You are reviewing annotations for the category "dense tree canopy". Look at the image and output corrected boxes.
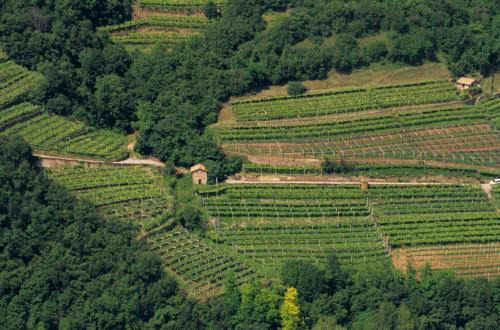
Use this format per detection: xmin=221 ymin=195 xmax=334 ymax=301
xmin=0 ymin=136 xmax=197 ymax=329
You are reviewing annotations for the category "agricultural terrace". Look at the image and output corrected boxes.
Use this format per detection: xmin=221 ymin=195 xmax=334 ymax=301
xmin=146 ymin=227 xmax=255 ymax=298
xmin=216 ymin=83 xmax=500 ymax=171
xmin=479 ymin=97 xmax=500 ymax=130
xmin=199 ymin=184 xmax=390 ymax=275
xmin=139 ymin=0 xmax=226 ymax=11
xmin=241 ymin=162 xmax=499 ymax=180
xmin=494 ymin=185 xmax=500 ymax=210
xmin=199 ymin=184 xmax=500 ymax=278
xmin=0 ymin=103 xmax=127 ymax=160
xmin=99 ymin=8 xmax=210 ymax=51
xmin=231 ymin=80 xmax=458 ymax=121
xmin=0 ymin=60 xmax=128 ymax=160
xmin=0 ymin=60 xmax=42 ymax=108
xmin=48 ymin=166 xmax=173 ymax=231
xmin=393 ymin=243 xmax=500 ymax=279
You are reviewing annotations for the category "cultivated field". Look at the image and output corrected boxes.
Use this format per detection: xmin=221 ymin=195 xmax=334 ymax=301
xmin=392 ymin=243 xmax=500 ymax=280
xmin=199 ymin=183 xmax=500 ymax=278
xmin=199 ymin=184 xmax=391 ymax=274
xmin=0 ymin=60 xmax=42 ymax=108
xmin=49 ymin=165 xmax=254 ymax=298
xmin=215 ymin=80 xmax=500 ymax=174
xmin=146 ymin=227 xmax=255 ymax=297
xmin=0 ymin=60 xmax=128 ymax=160
xmin=100 ymin=0 xmax=218 ymax=51
xmin=48 ymin=165 xmax=173 ymax=230
xmin=139 ymin=0 xmax=226 ymax=11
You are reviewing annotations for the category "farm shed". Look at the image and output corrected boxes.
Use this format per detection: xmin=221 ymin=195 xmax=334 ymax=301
xmin=191 ymin=163 xmax=208 ymax=185
xmin=456 ymin=77 xmax=479 ymax=90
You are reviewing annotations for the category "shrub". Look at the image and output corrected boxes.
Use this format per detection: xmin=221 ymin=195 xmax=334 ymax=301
xmin=288 ymin=81 xmax=307 ymax=96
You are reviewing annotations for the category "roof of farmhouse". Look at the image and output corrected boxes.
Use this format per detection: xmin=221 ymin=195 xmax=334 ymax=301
xmin=456 ymin=77 xmax=477 ymax=85
xmin=190 ymin=163 xmax=207 ymax=173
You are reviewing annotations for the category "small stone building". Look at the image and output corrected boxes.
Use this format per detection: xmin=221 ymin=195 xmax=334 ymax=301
xmin=456 ymin=77 xmax=479 ymax=90
xmin=191 ymin=163 xmax=208 ymax=185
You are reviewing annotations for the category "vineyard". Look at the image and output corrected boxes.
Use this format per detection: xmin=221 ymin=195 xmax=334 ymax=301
xmin=241 ymin=162 xmax=499 ymax=179
xmin=146 ymin=227 xmax=255 ymax=297
xmin=99 ymin=8 xmax=211 ymax=51
xmin=48 ymin=166 xmax=173 ymax=230
xmin=0 ymin=104 xmax=128 ymax=160
xmin=231 ymin=80 xmax=459 ymax=121
xmin=216 ymin=81 xmax=500 ymax=172
xmin=199 ymin=184 xmax=390 ymax=274
xmin=0 ymin=60 xmax=128 ymax=160
xmin=0 ymin=60 xmax=43 ymax=108
xmin=367 ymin=185 xmax=499 ymax=247
xmin=393 ymin=243 xmax=500 ymax=279
xmin=48 ymin=165 xmax=256 ymax=298
xmin=198 ymin=183 xmax=500 ymax=278
xmin=139 ymin=0 xmax=226 ymax=11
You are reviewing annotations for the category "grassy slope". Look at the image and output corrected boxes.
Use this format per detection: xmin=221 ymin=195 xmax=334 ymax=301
xmin=218 ymin=61 xmax=451 ymax=124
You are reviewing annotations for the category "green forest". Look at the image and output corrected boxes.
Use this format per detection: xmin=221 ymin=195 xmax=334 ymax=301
xmin=1 ymin=0 xmax=500 ymax=329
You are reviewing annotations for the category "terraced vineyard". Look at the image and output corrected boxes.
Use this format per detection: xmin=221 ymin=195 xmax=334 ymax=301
xmin=199 ymin=184 xmax=500 ymax=278
xmin=371 ymin=184 xmax=500 ymax=278
xmin=480 ymin=97 xmax=500 ymax=130
xmin=146 ymin=227 xmax=255 ymax=297
xmin=368 ymin=185 xmax=499 ymax=247
xmin=48 ymin=166 xmax=173 ymax=230
xmin=217 ymin=82 xmax=500 ymax=171
xmin=0 ymin=60 xmax=43 ymax=108
xmin=231 ymin=80 xmax=459 ymax=121
xmin=393 ymin=243 xmax=500 ymax=279
xmin=139 ymin=0 xmax=226 ymax=11
xmin=200 ymin=184 xmax=390 ymax=274
xmin=48 ymin=165 xmax=254 ymax=298
xmin=0 ymin=103 xmax=128 ymax=160
xmin=241 ymin=162 xmax=499 ymax=179
xmin=99 ymin=5 xmax=211 ymax=51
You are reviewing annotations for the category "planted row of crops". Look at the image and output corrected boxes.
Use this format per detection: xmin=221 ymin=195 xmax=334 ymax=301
xmin=218 ymin=106 xmax=486 ymax=141
xmin=0 ymin=60 xmax=128 ymax=160
xmin=147 ymin=227 xmax=255 ymax=297
xmin=199 ymin=184 xmax=388 ymax=271
xmin=219 ymin=104 xmax=499 ymax=167
xmin=111 ymin=31 xmax=199 ymax=45
xmin=0 ymin=105 xmax=128 ymax=160
xmin=231 ymin=80 xmax=458 ymax=121
xmin=395 ymin=243 xmax=500 ymax=279
xmin=0 ymin=61 xmax=42 ymax=108
xmin=241 ymin=162 xmax=499 ymax=179
xmin=48 ymin=166 xmax=173 ymax=229
xmin=367 ymin=185 xmax=499 ymax=248
xmin=99 ymin=15 xmax=210 ymax=33
xmin=200 ymin=184 xmax=500 ymax=275
xmin=479 ymin=97 xmax=500 ymax=130
xmin=99 ymin=14 xmax=209 ymax=51
xmin=139 ymin=0 xmax=226 ymax=11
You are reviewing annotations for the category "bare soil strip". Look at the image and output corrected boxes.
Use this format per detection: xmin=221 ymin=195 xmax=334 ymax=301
xmin=392 ymin=244 xmax=500 ymax=277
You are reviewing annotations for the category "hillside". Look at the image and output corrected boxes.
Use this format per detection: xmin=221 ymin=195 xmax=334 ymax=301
xmin=1 ymin=0 xmax=500 ymax=329
xmin=0 ymin=57 xmax=128 ymax=160
xmin=215 ymin=81 xmax=500 ymax=178
xmin=99 ymin=1 xmax=218 ymax=52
